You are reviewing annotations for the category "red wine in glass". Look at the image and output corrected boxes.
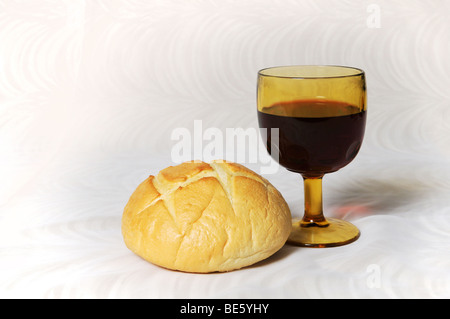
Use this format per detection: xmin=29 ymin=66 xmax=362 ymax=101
xmin=258 ymin=99 xmax=366 ymax=178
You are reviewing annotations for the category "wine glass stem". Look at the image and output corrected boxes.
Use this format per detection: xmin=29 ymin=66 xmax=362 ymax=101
xmin=301 ymin=175 xmax=328 ymax=227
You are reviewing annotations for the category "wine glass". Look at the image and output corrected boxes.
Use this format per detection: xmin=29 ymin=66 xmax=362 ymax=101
xmin=257 ymin=65 xmax=367 ymax=247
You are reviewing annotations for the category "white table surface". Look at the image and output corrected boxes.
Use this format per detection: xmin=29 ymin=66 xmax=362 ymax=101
xmin=1 ymin=0 xmax=450 ymax=299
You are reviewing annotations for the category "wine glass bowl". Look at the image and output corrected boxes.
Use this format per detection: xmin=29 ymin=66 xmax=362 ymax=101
xmin=257 ymin=65 xmax=367 ymax=247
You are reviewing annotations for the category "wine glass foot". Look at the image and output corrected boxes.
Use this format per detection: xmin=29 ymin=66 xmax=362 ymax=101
xmin=287 ymin=218 xmax=360 ymax=248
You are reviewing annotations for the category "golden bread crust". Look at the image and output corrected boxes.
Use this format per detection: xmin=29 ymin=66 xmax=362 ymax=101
xmin=122 ymin=160 xmax=291 ymax=273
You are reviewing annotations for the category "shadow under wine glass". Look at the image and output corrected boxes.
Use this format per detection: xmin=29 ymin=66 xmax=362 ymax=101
xmin=257 ymin=65 xmax=367 ymax=247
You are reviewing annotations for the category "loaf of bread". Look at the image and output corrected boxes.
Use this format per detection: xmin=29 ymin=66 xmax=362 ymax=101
xmin=122 ymin=160 xmax=291 ymax=273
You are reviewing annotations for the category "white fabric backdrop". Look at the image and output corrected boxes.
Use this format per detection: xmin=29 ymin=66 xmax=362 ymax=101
xmin=1 ymin=0 xmax=450 ymax=298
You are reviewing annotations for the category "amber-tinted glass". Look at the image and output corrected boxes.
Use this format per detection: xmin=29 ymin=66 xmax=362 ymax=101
xmin=257 ymin=65 xmax=367 ymax=247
